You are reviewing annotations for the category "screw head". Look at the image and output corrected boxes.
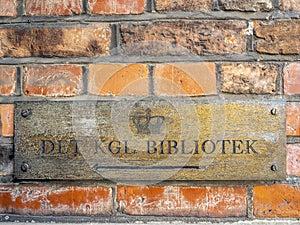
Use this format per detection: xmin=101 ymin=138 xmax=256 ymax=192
xmin=271 ymin=164 xmax=278 ymax=171
xmin=21 ymin=163 xmax=30 ymax=172
xmin=271 ymin=108 xmax=277 ymax=115
xmin=21 ymin=109 xmax=31 ymax=119
xmin=0 ymin=177 xmax=7 ymax=183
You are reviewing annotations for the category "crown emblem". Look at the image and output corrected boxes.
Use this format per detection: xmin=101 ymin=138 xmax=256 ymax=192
xmin=132 ymin=108 xmax=165 ymax=134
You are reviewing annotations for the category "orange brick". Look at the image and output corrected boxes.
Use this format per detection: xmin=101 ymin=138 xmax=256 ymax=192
xmin=286 ymin=102 xmax=300 ymax=136
xmin=0 ymin=66 xmax=16 ymax=96
xmin=0 ymin=186 xmax=113 ymax=215
xmin=26 ymin=0 xmax=82 ymax=16
xmin=254 ymin=184 xmax=300 ymax=217
xmin=118 ymin=186 xmax=247 ymax=217
xmin=254 ymin=20 xmax=300 ymax=55
xmin=23 ymin=65 xmax=82 ymax=97
xmin=0 ymin=0 xmax=17 ymax=17
xmin=154 ymin=63 xmax=216 ymax=96
xmin=88 ymin=64 xmax=149 ymax=96
xmin=88 ymin=0 xmax=146 ymax=15
xmin=0 ymin=105 xmax=14 ymax=137
xmin=284 ymin=63 xmax=300 ymax=95
xmin=287 ymin=144 xmax=300 ymax=176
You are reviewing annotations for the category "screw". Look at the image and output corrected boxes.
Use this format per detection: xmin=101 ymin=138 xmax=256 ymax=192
xmin=271 ymin=108 xmax=277 ymax=115
xmin=1 ymin=176 xmax=12 ymax=183
xmin=21 ymin=163 xmax=30 ymax=172
xmin=21 ymin=109 xmax=31 ymax=118
xmin=1 ymin=177 xmax=8 ymax=183
xmin=271 ymin=164 xmax=278 ymax=171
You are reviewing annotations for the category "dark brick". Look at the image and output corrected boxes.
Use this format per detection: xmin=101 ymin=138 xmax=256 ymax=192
xmin=155 ymin=0 xmax=212 ymax=12
xmin=0 ymin=145 xmax=13 ymax=177
xmin=121 ymin=21 xmax=247 ymax=56
xmin=0 ymin=26 xmax=111 ymax=58
xmin=220 ymin=0 xmax=273 ymax=11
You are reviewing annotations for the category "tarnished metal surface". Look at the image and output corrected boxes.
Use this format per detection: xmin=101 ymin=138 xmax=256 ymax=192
xmin=14 ymin=98 xmax=286 ymax=181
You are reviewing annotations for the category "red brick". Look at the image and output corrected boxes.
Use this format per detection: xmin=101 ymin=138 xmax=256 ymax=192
xmin=284 ymin=63 xmax=300 ymax=95
xmin=0 ymin=66 xmax=16 ymax=96
xmin=88 ymin=0 xmax=146 ymax=15
xmin=121 ymin=21 xmax=247 ymax=56
xmin=0 ymin=0 xmax=17 ymax=17
xmin=23 ymin=65 xmax=82 ymax=97
xmin=254 ymin=20 xmax=300 ymax=54
xmin=88 ymin=64 xmax=149 ymax=96
xmin=220 ymin=0 xmax=273 ymax=11
xmin=222 ymin=63 xmax=278 ymax=94
xmin=26 ymin=0 xmax=82 ymax=16
xmin=155 ymin=0 xmax=212 ymax=12
xmin=118 ymin=186 xmax=247 ymax=217
xmin=0 ymin=105 xmax=14 ymax=137
xmin=286 ymin=102 xmax=300 ymax=136
xmin=281 ymin=0 xmax=300 ymax=11
xmin=0 ymin=26 xmax=110 ymax=58
xmin=254 ymin=184 xmax=300 ymax=217
xmin=287 ymin=144 xmax=300 ymax=176
xmin=153 ymin=63 xmax=216 ymax=96
xmin=0 ymin=186 xmax=113 ymax=215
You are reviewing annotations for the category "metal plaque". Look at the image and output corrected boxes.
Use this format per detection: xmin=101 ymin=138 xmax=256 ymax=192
xmin=15 ymin=98 xmax=286 ymax=181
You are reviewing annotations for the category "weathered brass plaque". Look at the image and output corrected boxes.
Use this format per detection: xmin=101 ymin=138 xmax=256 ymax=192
xmin=15 ymin=98 xmax=286 ymax=181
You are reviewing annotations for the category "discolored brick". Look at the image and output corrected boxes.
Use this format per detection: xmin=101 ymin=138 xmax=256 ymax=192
xmin=153 ymin=63 xmax=216 ymax=96
xmin=88 ymin=0 xmax=146 ymax=15
xmin=284 ymin=63 xmax=300 ymax=95
xmin=281 ymin=0 xmax=300 ymax=11
xmin=254 ymin=20 xmax=300 ymax=55
xmin=220 ymin=0 xmax=273 ymax=11
xmin=287 ymin=144 xmax=300 ymax=176
xmin=0 ymin=186 xmax=113 ymax=215
xmin=0 ymin=26 xmax=111 ymax=58
xmin=254 ymin=184 xmax=300 ymax=217
xmin=118 ymin=186 xmax=247 ymax=217
xmin=222 ymin=63 xmax=278 ymax=94
xmin=23 ymin=65 xmax=83 ymax=97
xmin=25 ymin=0 xmax=82 ymax=16
xmin=0 ymin=0 xmax=17 ymax=17
xmin=88 ymin=64 xmax=149 ymax=96
xmin=0 ymin=145 xmax=13 ymax=177
xmin=0 ymin=105 xmax=14 ymax=137
xmin=286 ymin=102 xmax=300 ymax=136
xmin=121 ymin=21 xmax=247 ymax=56
xmin=155 ymin=0 xmax=212 ymax=12
xmin=0 ymin=66 xmax=16 ymax=96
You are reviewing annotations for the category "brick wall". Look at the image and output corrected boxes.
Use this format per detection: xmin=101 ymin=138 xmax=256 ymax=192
xmin=0 ymin=0 xmax=300 ymax=222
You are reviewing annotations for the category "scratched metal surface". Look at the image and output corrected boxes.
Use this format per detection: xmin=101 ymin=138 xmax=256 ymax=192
xmin=14 ymin=98 xmax=286 ymax=181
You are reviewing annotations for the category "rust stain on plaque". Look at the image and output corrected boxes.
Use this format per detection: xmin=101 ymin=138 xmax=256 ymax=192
xmin=14 ymin=98 xmax=286 ymax=181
